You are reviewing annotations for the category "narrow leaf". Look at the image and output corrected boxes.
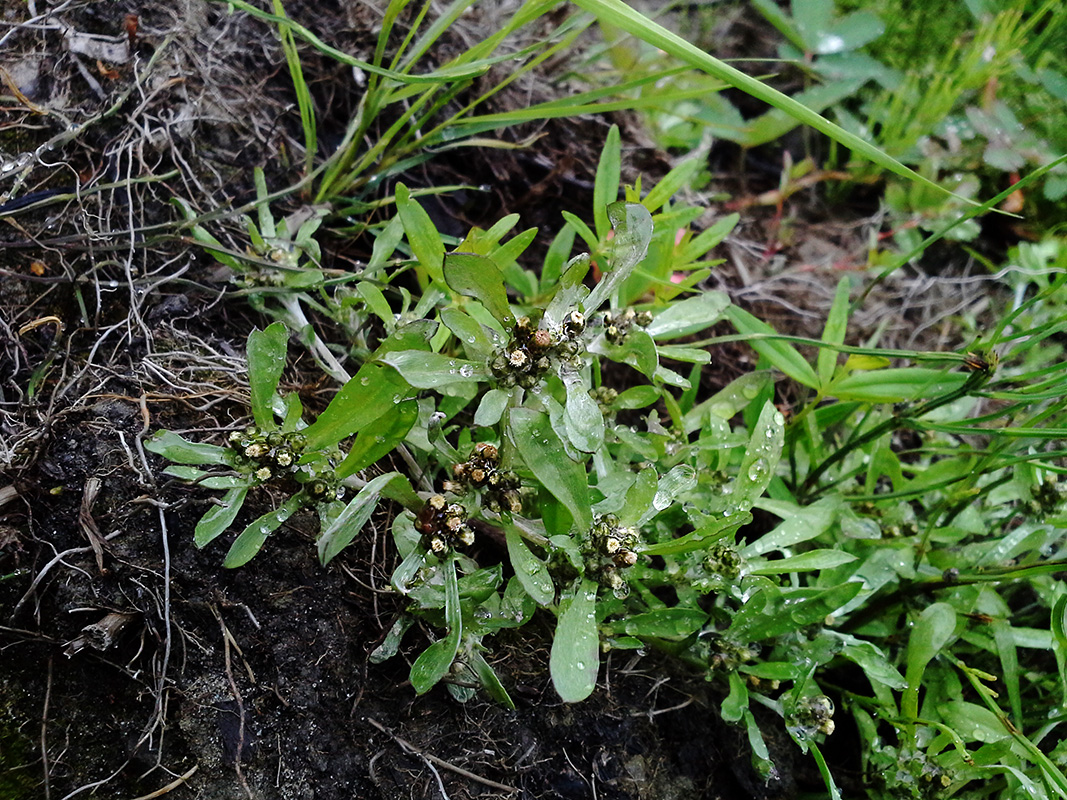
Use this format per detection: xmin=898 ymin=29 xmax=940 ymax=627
xmin=247 ymin=322 xmax=289 ymax=430
xmin=551 ymin=578 xmax=600 ymax=702
xmin=443 ymin=252 xmax=515 ymax=327
xmin=508 ymin=408 xmax=592 ymax=531
xmin=318 ymin=472 xmax=402 ymax=565
xmin=194 ymin=487 xmax=248 ymax=548
xmin=506 ymin=528 xmax=555 ymax=606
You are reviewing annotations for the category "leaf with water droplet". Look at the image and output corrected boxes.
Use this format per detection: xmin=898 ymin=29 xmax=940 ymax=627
xmin=223 ymin=494 xmax=306 ymax=568
xmin=410 ymin=557 xmax=462 ymax=694
xmin=508 ymin=408 xmax=591 ymax=531
xmin=615 ymin=607 xmax=707 ymax=640
xmin=380 ymin=350 xmax=486 ymax=389
xmin=247 ymin=321 xmax=289 ymax=430
xmin=336 ymin=401 xmax=418 ymax=479
xmin=652 ymin=464 xmax=697 ymax=512
xmin=551 ymin=578 xmax=600 ymax=702
xmin=318 ymin=472 xmax=402 ymax=565
xmin=682 ymin=371 xmax=773 ymax=434
xmin=563 ymin=373 xmax=604 ymax=453
xmin=302 ymin=362 xmax=413 ymax=452
xmin=732 ymin=401 xmax=783 ymax=511
xmin=145 ymin=430 xmax=233 ymax=466
xmin=585 ymin=202 xmax=654 ymax=314
xmin=506 ymin=528 xmax=554 ymax=606
xmin=194 ymin=486 xmax=248 ymax=547
xmin=644 ymin=291 xmax=730 ymax=340
xmin=443 ymin=253 xmax=515 ymax=328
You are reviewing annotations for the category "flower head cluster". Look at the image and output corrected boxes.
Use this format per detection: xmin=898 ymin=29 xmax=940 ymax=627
xmin=704 ymin=633 xmax=760 ymax=673
xmin=790 ymin=694 xmax=835 ymax=738
xmin=588 ymin=386 xmax=618 ymax=415
xmin=489 ymin=312 xmax=586 ymax=389
xmin=1029 ymin=476 xmax=1064 ymax=517
xmin=602 ymin=307 xmax=653 ymax=346
xmin=586 ymin=514 xmax=641 ymax=598
xmin=229 ymin=426 xmax=307 ymax=484
xmin=444 ymin=443 xmax=526 ymax=515
xmin=415 ymin=495 xmax=475 ymax=557
xmin=228 ymin=426 xmax=341 ymax=499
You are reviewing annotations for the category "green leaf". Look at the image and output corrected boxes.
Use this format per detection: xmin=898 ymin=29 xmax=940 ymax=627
xmin=619 ymin=607 xmax=707 ymax=640
xmin=817 ymin=277 xmax=850 ymax=389
xmin=620 ymin=467 xmax=658 ymax=527
xmin=440 ymin=308 xmax=494 ymax=363
xmin=645 ymin=291 xmax=729 ymax=340
xmin=508 ymin=408 xmax=592 ymax=531
xmin=473 ymin=388 xmax=510 ymax=428
xmin=302 ymin=363 xmax=413 ymax=452
xmin=722 ymin=672 xmax=749 ymax=723
xmin=336 ymin=400 xmax=418 ymax=479
xmin=613 ymin=385 xmax=661 ymax=410
xmin=550 ymin=578 xmax=600 ymax=702
xmin=506 ymin=528 xmax=555 ymax=606
xmin=379 ymin=351 xmax=487 ymax=389
xmin=593 ymin=124 xmax=621 ymax=240
xmin=724 ymin=306 xmax=819 ymax=388
xmin=830 ymin=368 xmax=969 ymax=403
xmin=839 ymin=643 xmax=906 ymax=690
xmin=443 ymin=253 xmax=515 ymax=327
xmin=411 ymin=558 xmax=462 ymax=694
xmin=163 ymin=466 xmax=246 ymax=490
xmin=194 ymin=487 xmax=249 ymax=547
xmin=223 ymin=494 xmax=306 ymax=568
xmin=642 ymin=513 xmax=748 ymax=556
xmin=732 ymin=402 xmax=785 ymax=509
xmin=318 ymin=472 xmax=402 ymax=565
xmin=247 ymin=322 xmax=289 ymax=430
xmin=748 ymin=549 xmax=857 ymax=575
xmin=563 ymin=374 xmax=605 ymax=453
xmin=675 ymin=214 xmax=739 ymax=264
xmin=903 ymin=602 xmax=957 ymax=720
xmin=743 ymin=497 xmax=839 ymax=557
xmin=585 ymin=202 xmax=654 ymax=313
xmin=469 ymin=649 xmax=515 ymax=710
xmin=145 ymin=431 xmax=233 ymax=466
xmin=599 ymin=329 xmax=658 ymax=379
xmin=396 ymin=183 xmax=444 ymax=284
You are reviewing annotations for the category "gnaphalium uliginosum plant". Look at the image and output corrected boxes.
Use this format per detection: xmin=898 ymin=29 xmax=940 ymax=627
xmin=149 ymin=128 xmax=1062 ymax=795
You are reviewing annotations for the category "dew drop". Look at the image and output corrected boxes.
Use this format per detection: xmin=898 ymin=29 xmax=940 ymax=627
xmin=459 ymin=364 xmax=474 ymax=378
xmin=575 ymin=661 xmax=586 ymax=670
xmin=360 ymin=376 xmax=370 ymax=385
xmin=741 ymin=384 xmax=759 ymax=400
xmin=747 ymin=458 xmax=768 ymax=482
xmin=773 ymin=411 xmax=785 ymax=426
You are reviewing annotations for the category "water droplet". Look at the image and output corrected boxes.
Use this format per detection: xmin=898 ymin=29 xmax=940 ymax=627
xmin=467 ymin=336 xmax=476 ymax=344
xmin=392 ymin=394 xmax=402 ymax=404
xmin=360 ymin=376 xmax=370 ymax=385
xmin=448 ymin=360 xmax=456 ymax=367
xmin=448 ymin=369 xmax=456 ymax=375
xmin=747 ymin=458 xmax=768 ymax=482
xmin=741 ymin=384 xmax=758 ymax=400
xmin=722 ymin=507 xmax=733 ymax=517
xmin=584 ymin=591 xmax=597 ymax=602
xmin=575 ymin=661 xmax=586 ymax=670
xmin=773 ymin=412 xmax=785 ymax=426
xmin=459 ymin=365 xmax=474 ymax=378
xmin=525 ymin=563 xmax=540 ymax=575
xmin=375 ymin=435 xmax=385 ymax=443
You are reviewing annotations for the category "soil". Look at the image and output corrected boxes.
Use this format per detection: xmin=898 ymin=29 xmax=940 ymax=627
xmin=0 ymin=1 xmax=1001 ymax=798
